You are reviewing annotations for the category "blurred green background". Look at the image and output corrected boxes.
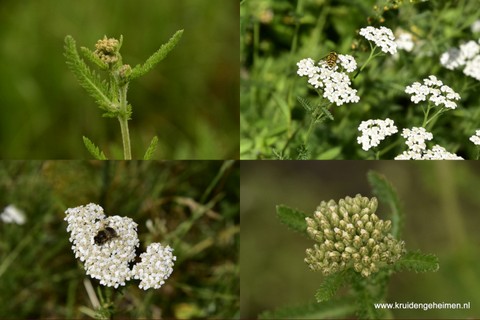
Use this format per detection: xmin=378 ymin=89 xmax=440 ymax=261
xmin=0 ymin=160 xmax=239 ymax=318
xmin=241 ymin=161 xmax=480 ymax=319
xmin=0 ymin=0 xmax=239 ymax=159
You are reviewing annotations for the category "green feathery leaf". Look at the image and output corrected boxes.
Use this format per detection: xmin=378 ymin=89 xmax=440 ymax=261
xmin=321 ymin=106 xmax=334 ymax=120
xmin=276 ymin=205 xmax=308 ymax=235
xmin=367 ymin=171 xmax=403 ymax=239
xmin=80 ymin=46 xmax=109 ymax=70
xmin=64 ymin=35 xmax=115 ymax=113
xmin=82 ymin=136 xmax=107 ymax=160
xmin=315 ymin=271 xmax=348 ymax=302
xmin=130 ymin=30 xmax=184 ymax=80
xmin=143 ymin=136 xmax=159 ymax=160
xmin=297 ymin=96 xmax=313 ymax=112
xmin=395 ymin=250 xmax=439 ymax=273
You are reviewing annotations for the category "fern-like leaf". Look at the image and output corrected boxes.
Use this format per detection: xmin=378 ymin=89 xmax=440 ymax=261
xmin=130 ymin=30 xmax=184 ymax=80
xmin=82 ymin=136 xmax=107 ymax=160
xmin=297 ymin=96 xmax=313 ymax=112
xmin=64 ymin=35 xmax=114 ymax=112
xmin=143 ymin=136 xmax=159 ymax=160
xmin=395 ymin=250 xmax=439 ymax=273
xmin=80 ymin=46 xmax=108 ymax=70
xmin=315 ymin=271 xmax=348 ymax=302
xmin=321 ymin=106 xmax=334 ymax=121
xmin=276 ymin=205 xmax=308 ymax=235
xmin=367 ymin=171 xmax=403 ymax=239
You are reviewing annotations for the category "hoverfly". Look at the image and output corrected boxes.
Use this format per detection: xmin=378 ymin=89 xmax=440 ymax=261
xmin=322 ymin=51 xmax=338 ymax=69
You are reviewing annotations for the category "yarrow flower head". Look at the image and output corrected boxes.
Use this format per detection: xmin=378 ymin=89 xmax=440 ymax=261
xmin=469 ymin=130 xmax=480 ymax=145
xmin=359 ymin=26 xmax=397 ymax=55
xmin=395 ymin=127 xmax=463 ymax=160
xmin=440 ymin=40 xmax=480 ymax=80
xmin=0 ymin=204 xmax=26 ymax=225
xmin=65 ymin=203 xmax=175 ymax=289
xmin=305 ymin=194 xmax=405 ymax=278
xmin=297 ymin=56 xmax=360 ymax=106
xmin=94 ymin=36 xmax=121 ymax=65
xmin=395 ymin=31 xmax=414 ymax=52
xmin=357 ymin=118 xmax=398 ymax=151
xmin=405 ymin=75 xmax=460 ymax=109
xmin=132 ymin=243 xmax=176 ymax=290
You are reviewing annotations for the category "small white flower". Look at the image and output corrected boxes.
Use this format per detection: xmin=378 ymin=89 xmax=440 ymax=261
xmin=405 ymin=75 xmax=460 ymax=109
xmin=395 ymin=32 xmax=414 ymax=52
xmin=359 ymin=26 xmax=397 ymax=55
xmin=469 ymin=130 xmax=480 ymax=145
xmin=459 ymin=40 xmax=480 ymax=60
xmin=357 ymin=118 xmax=398 ymax=151
xmin=0 ymin=204 xmax=26 ymax=225
xmin=132 ymin=243 xmax=176 ymax=290
xmin=297 ymin=58 xmax=318 ymax=78
xmin=472 ymin=20 xmax=480 ymax=33
xmin=463 ymin=55 xmax=480 ymax=81
xmin=395 ymin=128 xmax=463 ymax=160
xmin=440 ymin=48 xmax=464 ymax=70
xmin=338 ymin=54 xmax=357 ymax=73
xmin=297 ymin=57 xmax=360 ymax=106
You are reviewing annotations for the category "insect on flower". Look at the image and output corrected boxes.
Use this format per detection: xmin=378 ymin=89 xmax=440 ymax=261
xmin=323 ymin=51 xmax=338 ymax=69
xmin=94 ymin=226 xmax=118 ymax=245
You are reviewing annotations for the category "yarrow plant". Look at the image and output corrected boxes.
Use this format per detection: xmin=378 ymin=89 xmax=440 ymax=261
xmin=271 ymin=172 xmax=439 ymax=319
xmin=65 ymin=203 xmax=175 ymax=290
xmin=64 ymin=30 xmax=183 ymax=160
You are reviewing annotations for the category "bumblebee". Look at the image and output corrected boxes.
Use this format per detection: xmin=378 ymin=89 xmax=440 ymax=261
xmin=94 ymin=226 xmax=118 ymax=245
xmin=323 ymin=51 xmax=338 ymax=69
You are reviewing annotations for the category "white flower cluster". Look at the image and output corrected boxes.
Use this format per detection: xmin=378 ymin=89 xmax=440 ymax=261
xmin=395 ymin=31 xmax=414 ymax=52
xmin=296 ymin=56 xmax=360 ymax=106
xmin=440 ymin=40 xmax=480 ymax=80
xmin=0 ymin=204 xmax=26 ymax=225
xmin=132 ymin=243 xmax=176 ymax=290
xmin=469 ymin=130 xmax=480 ymax=145
xmin=357 ymin=118 xmax=398 ymax=151
xmin=472 ymin=20 xmax=480 ymax=33
xmin=359 ymin=26 xmax=397 ymax=55
xmin=405 ymin=75 xmax=460 ymax=109
xmin=65 ymin=203 xmax=175 ymax=289
xmin=395 ymin=127 xmax=463 ymax=160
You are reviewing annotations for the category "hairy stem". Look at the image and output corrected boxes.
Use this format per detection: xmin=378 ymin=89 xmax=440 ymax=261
xmin=118 ymin=84 xmax=131 ymax=160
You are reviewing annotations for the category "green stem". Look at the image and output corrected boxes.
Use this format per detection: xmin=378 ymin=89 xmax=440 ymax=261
xmin=354 ymin=43 xmax=379 ymax=80
xmin=118 ymin=84 xmax=131 ymax=160
xmin=304 ymin=117 xmax=316 ymax=144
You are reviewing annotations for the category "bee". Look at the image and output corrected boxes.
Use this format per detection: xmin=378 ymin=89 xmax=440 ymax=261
xmin=94 ymin=226 xmax=118 ymax=245
xmin=323 ymin=51 xmax=338 ymax=69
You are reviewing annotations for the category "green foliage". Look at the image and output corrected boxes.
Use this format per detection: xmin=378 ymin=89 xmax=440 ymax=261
xmin=143 ymin=136 xmax=159 ymax=160
xmin=367 ymin=170 xmax=403 ymax=239
xmin=315 ymin=271 xmax=349 ymax=303
xmin=82 ymin=136 xmax=107 ymax=160
xmin=395 ymin=250 xmax=440 ymax=273
xmin=130 ymin=30 xmax=184 ymax=80
xmin=275 ymin=205 xmax=308 ymax=235
xmin=64 ymin=35 xmax=114 ymax=114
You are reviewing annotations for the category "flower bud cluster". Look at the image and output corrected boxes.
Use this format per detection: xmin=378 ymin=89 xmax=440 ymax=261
xmin=305 ymin=194 xmax=405 ymax=277
xmin=94 ymin=36 xmax=120 ymax=65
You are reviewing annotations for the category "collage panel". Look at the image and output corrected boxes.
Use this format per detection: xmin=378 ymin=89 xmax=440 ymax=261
xmin=241 ymin=161 xmax=480 ymax=319
xmin=0 ymin=0 xmax=239 ymax=160
xmin=241 ymin=0 xmax=480 ymax=160
xmin=0 ymin=160 xmax=239 ymax=318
